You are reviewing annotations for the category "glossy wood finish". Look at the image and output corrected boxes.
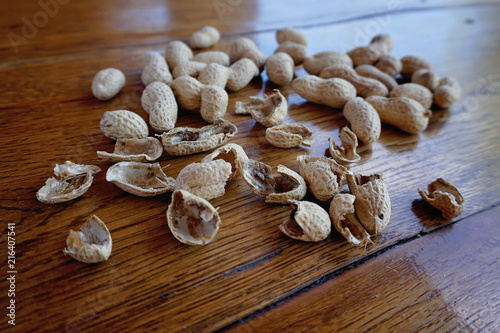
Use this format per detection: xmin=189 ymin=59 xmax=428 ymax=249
xmin=1 ymin=1 xmax=499 ymax=332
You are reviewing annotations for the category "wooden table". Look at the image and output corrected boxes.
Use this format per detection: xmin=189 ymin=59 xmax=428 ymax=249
xmin=1 ymin=0 xmax=499 ymax=332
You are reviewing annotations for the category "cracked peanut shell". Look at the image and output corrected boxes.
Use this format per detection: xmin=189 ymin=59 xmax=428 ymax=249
xmin=418 ymin=178 xmax=464 ymax=220
xmin=265 ymin=123 xmax=313 ymax=148
xmin=328 ymin=127 xmax=361 ymax=165
xmin=235 ymin=90 xmax=287 ymax=127
xmin=201 ymin=143 xmax=248 ymax=180
xmin=97 ymin=137 xmax=163 ymax=162
xmin=329 ymin=194 xmax=371 ymax=247
xmin=280 ymin=200 xmax=331 ymax=242
xmin=175 ymin=160 xmax=232 ymax=200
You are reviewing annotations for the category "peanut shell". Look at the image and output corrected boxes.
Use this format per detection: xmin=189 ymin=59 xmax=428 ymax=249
xmin=100 ymin=110 xmax=149 ymax=140
xmin=201 ymin=143 xmax=248 ymax=180
xmin=97 ymin=137 xmax=163 ymax=162
xmin=418 ymin=178 xmax=464 ymax=220
xmin=92 ymin=68 xmax=126 ymax=101
xmin=343 ymin=97 xmax=381 ymax=144
xmin=329 ymin=127 xmax=361 ymax=165
xmin=175 ymin=160 xmax=232 ymax=200
xmin=265 ymin=123 xmax=313 ymax=148
xmin=235 ymin=90 xmax=287 ymax=127
xmin=141 ymin=52 xmax=173 ymax=86
xmin=329 ymin=194 xmax=371 ymax=247
xmin=280 ymin=200 xmax=331 ymax=242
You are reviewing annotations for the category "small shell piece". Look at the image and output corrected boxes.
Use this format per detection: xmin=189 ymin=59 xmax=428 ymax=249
xmin=239 ymin=160 xmax=306 ymax=204
xmin=265 ymin=123 xmax=313 ymax=148
xmin=346 ymin=173 xmax=391 ymax=235
xmin=63 ymin=215 xmax=112 ymax=264
xmin=141 ymin=52 xmax=173 ymax=86
xmin=167 ymin=190 xmax=221 ymax=246
xmin=297 ymin=155 xmax=348 ymax=202
xmin=190 ymin=26 xmax=221 ymax=49
xmin=160 ymin=119 xmax=237 ymax=156
xmin=106 ymin=162 xmax=175 ymax=197
xmin=201 ymin=143 xmax=248 ymax=180
xmin=329 ymin=194 xmax=371 ymax=247
xmin=328 ymin=127 xmax=361 ymax=165
xmin=36 ymin=161 xmax=101 ymax=204
xmin=97 ymin=137 xmax=163 ymax=162
xmin=418 ymin=178 xmax=464 ymax=220
xmin=280 ymin=200 xmax=331 ymax=242
xmin=235 ymin=90 xmax=287 ymax=127
xmin=100 ymin=110 xmax=149 ymax=140
xmin=91 ymin=68 xmax=126 ymax=101
xmin=175 ymin=160 xmax=232 ymax=200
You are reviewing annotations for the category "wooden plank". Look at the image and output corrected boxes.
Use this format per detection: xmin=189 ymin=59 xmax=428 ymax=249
xmin=0 ymin=2 xmax=499 ymax=332
xmin=230 ymin=205 xmax=500 ymax=332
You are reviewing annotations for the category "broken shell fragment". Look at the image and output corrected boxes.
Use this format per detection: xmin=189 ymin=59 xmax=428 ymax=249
xmin=97 ymin=137 xmax=163 ymax=162
xmin=175 ymin=160 xmax=232 ymax=200
xmin=280 ymin=200 xmax=331 ymax=242
xmin=297 ymin=155 xmax=348 ymax=202
xmin=167 ymin=190 xmax=221 ymax=246
xmin=235 ymin=90 xmax=287 ymax=127
xmin=418 ymin=178 xmax=464 ymax=220
xmin=36 ymin=161 xmax=101 ymax=204
xmin=160 ymin=119 xmax=238 ymax=156
xmin=346 ymin=173 xmax=391 ymax=235
xmin=329 ymin=194 xmax=371 ymax=247
xmin=201 ymin=143 xmax=248 ymax=180
xmin=328 ymin=127 xmax=361 ymax=164
xmin=62 ymin=215 xmax=112 ymax=264
xmin=265 ymin=123 xmax=313 ymax=148
xmin=106 ymin=162 xmax=175 ymax=197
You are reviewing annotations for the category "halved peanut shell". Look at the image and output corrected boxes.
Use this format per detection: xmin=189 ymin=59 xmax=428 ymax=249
xmin=280 ymin=200 xmax=331 ymax=242
xmin=160 ymin=119 xmax=238 ymax=156
xmin=201 ymin=143 xmax=248 ymax=180
xmin=328 ymin=127 xmax=361 ymax=164
xmin=167 ymin=190 xmax=221 ymax=246
xmin=235 ymin=90 xmax=287 ymax=127
xmin=418 ymin=178 xmax=464 ymax=220
xmin=175 ymin=160 xmax=232 ymax=200
xmin=265 ymin=123 xmax=313 ymax=148
xmin=62 ymin=215 xmax=112 ymax=264
xmin=329 ymin=194 xmax=371 ymax=247
xmin=106 ymin=162 xmax=175 ymax=197
xmin=97 ymin=137 xmax=163 ymax=162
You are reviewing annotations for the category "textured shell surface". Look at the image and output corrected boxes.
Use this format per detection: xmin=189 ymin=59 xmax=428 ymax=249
xmin=165 ymin=40 xmax=193 ymax=70
xmin=329 ymin=193 xmax=371 ymax=247
xmin=265 ymin=165 xmax=307 ymax=204
xmin=343 ymin=97 xmax=381 ymax=144
xmin=142 ymin=81 xmax=178 ymax=132
xmin=97 ymin=137 xmax=163 ymax=162
xmin=175 ymin=160 xmax=232 ymax=200
xmin=91 ymin=68 xmax=126 ymax=101
xmin=193 ymin=51 xmax=230 ymax=66
xmin=201 ymin=143 xmax=248 ymax=180
xmin=235 ymin=90 xmax=287 ymax=127
xmin=303 ymin=51 xmax=353 ymax=75
xmin=390 ymin=83 xmax=433 ymax=109
xmin=292 ymin=76 xmax=356 ymax=108
xmin=418 ymin=178 xmax=465 ymax=220
xmin=226 ymin=58 xmax=260 ymax=91
xmin=100 ymin=110 xmax=149 ymax=140
xmin=265 ymin=123 xmax=313 ymax=148
xmin=141 ymin=52 xmax=173 ymax=86
xmin=279 ymin=200 xmax=331 ymax=242
xmin=328 ymin=126 xmax=361 ymax=164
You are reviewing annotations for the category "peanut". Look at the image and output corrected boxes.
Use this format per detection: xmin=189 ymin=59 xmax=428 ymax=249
xmin=100 ymin=110 xmax=149 ymax=140
xmin=320 ymin=64 xmax=389 ymax=98
xmin=193 ymin=51 xmax=230 ymax=66
xmin=328 ymin=127 xmax=360 ymax=164
xmin=201 ymin=143 xmax=248 ymax=180
xmin=141 ymin=81 xmax=178 ymax=132
xmin=365 ymin=96 xmax=432 ymax=134
xmin=348 ymin=46 xmax=381 ymax=67
xmin=292 ymin=75 xmax=356 ymax=108
xmin=411 ymin=68 xmax=439 ymax=91
xmin=226 ymin=58 xmax=260 ymax=91
xmin=369 ymin=34 xmax=393 ymax=55
xmin=280 ymin=200 xmax=331 ymax=242
xmin=400 ymin=55 xmax=433 ymax=79
xmin=189 ymin=26 xmax=220 ymax=49
xmin=91 ymin=68 xmax=126 ymax=101
xmin=433 ymin=77 xmax=461 ymax=108
xmin=390 ymin=83 xmax=433 ymax=109
xmin=165 ymin=40 xmax=193 ymax=70
xmin=175 ymin=160 xmax=232 ymax=200
xmin=343 ymin=97 xmax=381 ymax=144
xmin=173 ymin=61 xmax=207 ymax=79
xmin=198 ymin=63 xmax=231 ymax=88
xmin=266 ymin=52 xmax=294 ymax=86
xmin=265 ymin=123 xmax=313 ymax=148
xmin=418 ymin=178 xmax=464 ymax=220
xmin=355 ymin=64 xmax=398 ymax=91
xmin=375 ymin=54 xmax=402 ymax=77
xmin=229 ymin=37 xmax=266 ymax=71
xmin=235 ymin=90 xmax=287 ymax=127
xmin=274 ymin=41 xmax=307 ymax=65
xmin=303 ymin=51 xmax=353 ymax=75
xmin=141 ymin=52 xmax=173 ymax=86
xmin=276 ymin=27 xmax=307 ymax=46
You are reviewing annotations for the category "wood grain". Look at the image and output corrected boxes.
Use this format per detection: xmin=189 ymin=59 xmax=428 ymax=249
xmin=0 ymin=1 xmax=499 ymax=332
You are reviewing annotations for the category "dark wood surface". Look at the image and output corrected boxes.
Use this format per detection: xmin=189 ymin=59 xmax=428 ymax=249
xmin=1 ymin=1 xmax=499 ymax=332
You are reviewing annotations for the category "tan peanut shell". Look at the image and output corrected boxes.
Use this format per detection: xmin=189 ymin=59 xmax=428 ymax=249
xmin=355 ymin=64 xmax=398 ymax=91
xmin=170 ymin=76 xmax=203 ymax=110
xmin=226 ymin=58 xmax=260 ymax=91
xmin=292 ymin=75 xmax=356 ymax=108
xmin=167 ymin=190 xmax=221 ymax=246
xmin=411 ymin=69 xmax=439 ymax=91
xmin=390 ymin=83 xmax=433 ymax=109
xmin=173 ymin=61 xmax=207 ymax=79
xmin=36 ymin=161 xmax=101 ymax=204
xmin=303 ymin=51 xmax=353 ymax=75
xmin=434 ymin=77 xmax=461 ymax=108
xmin=400 ymin=55 xmax=433 ymax=79
xmin=160 ymin=119 xmax=237 ymax=156
xmin=198 ymin=63 xmax=231 ymax=88
xmin=100 ymin=110 xmax=149 ymax=140
xmin=328 ymin=127 xmax=361 ymax=164
xmin=175 ymin=160 xmax=232 ymax=200
xmin=297 ymin=155 xmax=348 ymax=202
xmin=63 ymin=215 xmax=112 ymax=264
xmin=418 ymin=178 xmax=464 ymax=220
xmin=141 ymin=82 xmax=178 ymax=132
xmin=97 ymin=137 xmax=163 ymax=162
xmin=190 ymin=26 xmax=220 ymax=49
xmin=106 ymin=162 xmax=175 ymax=197
xmin=280 ymin=200 xmax=331 ymax=242
xmin=201 ymin=143 xmax=248 ymax=180
xmin=346 ymin=173 xmax=391 ymax=235
xmin=165 ymin=40 xmax=194 ymax=70
xmin=141 ymin=52 xmax=173 ymax=86
xmin=275 ymin=42 xmax=307 ymax=65
xmin=193 ymin=51 xmax=230 ymax=66
xmin=235 ymin=90 xmax=287 ymax=127
xmin=329 ymin=194 xmax=371 ymax=247
xmin=200 ymin=85 xmax=228 ymax=123
xmin=342 ymin=97 xmax=381 ymax=144
xmin=91 ymin=68 xmax=125 ymax=101
xmin=369 ymin=34 xmax=393 ymax=55
xmin=365 ymin=96 xmax=431 ymax=134
xmin=320 ymin=64 xmax=388 ymax=98
xmin=265 ymin=123 xmax=313 ymax=148
xmin=266 ymin=52 xmax=294 ymax=86
xmin=229 ymin=37 xmax=266 ymax=71
xmin=348 ymin=46 xmax=381 ymax=67
xmin=276 ymin=27 xmax=307 ymax=46
xmin=375 ymin=54 xmax=402 ymax=77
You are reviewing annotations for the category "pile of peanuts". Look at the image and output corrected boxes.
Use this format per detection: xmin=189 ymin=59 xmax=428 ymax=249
xmin=37 ymin=26 xmax=465 ymax=263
